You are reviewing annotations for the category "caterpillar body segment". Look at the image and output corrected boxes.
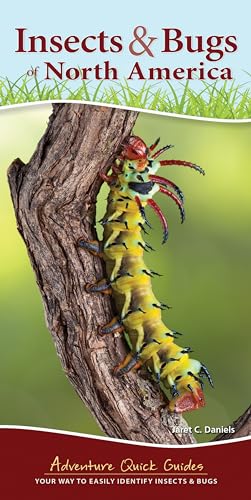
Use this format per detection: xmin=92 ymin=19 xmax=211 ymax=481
xmin=79 ymin=135 xmax=212 ymax=413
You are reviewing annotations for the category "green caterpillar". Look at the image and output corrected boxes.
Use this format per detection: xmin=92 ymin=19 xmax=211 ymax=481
xmin=79 ymin=135 xmax=213 ymax=413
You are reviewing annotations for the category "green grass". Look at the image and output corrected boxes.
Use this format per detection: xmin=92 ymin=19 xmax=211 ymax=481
xmin=1 ymin=74 xmax=251 ymax=118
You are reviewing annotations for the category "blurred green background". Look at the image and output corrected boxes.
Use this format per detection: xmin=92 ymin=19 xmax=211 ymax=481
xmin=0 ymin=105 xmax=250 ymax=442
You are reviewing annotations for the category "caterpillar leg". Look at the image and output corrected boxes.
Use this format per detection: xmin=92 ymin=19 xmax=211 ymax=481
xmin=147 ymin=352 xmax=162 ymax=383
xmin=111 ymin=163 xmax=122 ymax=175
xmin=114 ymin=353 xmax=141 ymax=377
xmin=99 ymin=316 xmax=124 ymax=335
xmin=85 ymin=279 xmax=112 ymax=295
xmin=100 ymin=161 xmax=122 ymax=182
xmin=103 ymin=229 xmax=120 ymax=249
xmin=78 ymin=238 xmax=103 ymax=257
xmin=102 ymin=211 xmax=123 ymax=226
xmin=115 ymin=338 xmax=161 ymax=377
xmin=100 ymin=172 xmax=117 ymax=183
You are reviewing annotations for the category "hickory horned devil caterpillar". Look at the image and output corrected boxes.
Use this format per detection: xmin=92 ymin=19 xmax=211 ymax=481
xmin=79 ymin=135 xmax=213 ymax=413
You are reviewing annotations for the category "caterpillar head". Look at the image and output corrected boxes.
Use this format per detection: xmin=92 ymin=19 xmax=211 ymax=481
xmin=121 ymin=135 xmax=148 ymax=161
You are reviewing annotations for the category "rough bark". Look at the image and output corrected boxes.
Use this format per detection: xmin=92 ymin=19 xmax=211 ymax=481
xmin=213 ymin=405 xmax=251 ymax=441
xmin=7 ymin=103 xmax=250 ymax=445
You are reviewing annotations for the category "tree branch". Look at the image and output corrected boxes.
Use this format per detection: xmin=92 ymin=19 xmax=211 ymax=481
xmin=213 ymin=405 xmax=251 ymax=441
xmin=7 ymin=103 xmax=249 ymax=445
